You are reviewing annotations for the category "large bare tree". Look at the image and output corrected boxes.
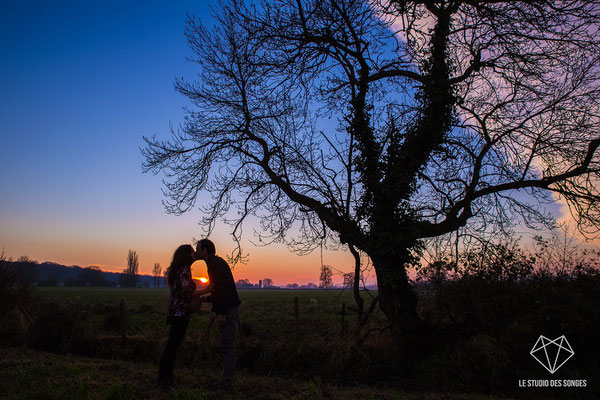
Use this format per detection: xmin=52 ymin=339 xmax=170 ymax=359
xmin=143 ymin=0 xmax=600 ymax=329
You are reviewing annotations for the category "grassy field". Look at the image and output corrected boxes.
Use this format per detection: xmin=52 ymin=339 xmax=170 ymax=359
xmin=0 ymin=347 xmax=504 ymax=400
xmin=35 ymin=287 xmax=363 ymax=336
xmin=0 ymin=287 xmax=516 ymax=399
xmin=5 ymin=255 xmax=600 ymax=399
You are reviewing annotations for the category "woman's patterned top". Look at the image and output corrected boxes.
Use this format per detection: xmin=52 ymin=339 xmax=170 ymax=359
xmin=167 ymin=266 xmax=196 ymax=320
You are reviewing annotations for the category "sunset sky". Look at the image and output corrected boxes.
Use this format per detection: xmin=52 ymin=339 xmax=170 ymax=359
xmin=2 ymin=1 xmax=591 ymax=288
xmin=0 ymin=0 xmax=357 ymax=286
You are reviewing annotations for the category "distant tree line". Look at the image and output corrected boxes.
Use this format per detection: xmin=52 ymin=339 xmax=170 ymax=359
xmin=1 ymin=254 xmax=165 ymax=288
xmin=235 ymin=278 xmax=278 ymax=289
xmin=234 ymin=278 xmax=323 ymax=289
xmin=285 ymin=282 xmax=318 ymax=289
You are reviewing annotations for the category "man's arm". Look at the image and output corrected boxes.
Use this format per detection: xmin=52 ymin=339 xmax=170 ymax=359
xmin=196 ymin=282 xmax=214 ymax=295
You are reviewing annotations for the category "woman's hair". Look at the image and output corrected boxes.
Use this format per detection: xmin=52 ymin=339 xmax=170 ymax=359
xmin=165 ymin=244 xmax=194 ymax=287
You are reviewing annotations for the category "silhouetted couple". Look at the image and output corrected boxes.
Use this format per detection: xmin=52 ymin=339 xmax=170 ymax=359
xmin=157 ymin=239 xmax=241 ymax=392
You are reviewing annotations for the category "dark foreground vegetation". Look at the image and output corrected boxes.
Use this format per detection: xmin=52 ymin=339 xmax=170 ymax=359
xmin=1 ymin=245 xmax=599 ymax=399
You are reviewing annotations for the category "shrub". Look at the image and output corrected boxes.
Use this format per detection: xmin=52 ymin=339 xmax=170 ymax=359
xmin=26 ymin=302 xmax=90 ymax=354
xmin=0 ymin=260 xmax=37 ymax=343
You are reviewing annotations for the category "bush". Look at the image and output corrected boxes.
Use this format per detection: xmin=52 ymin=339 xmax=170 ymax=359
xmin=26 ymin=302 xmax=90 ymax=354
xmin=415 ymin=270 xmax=600 ymax=394
xmin=0 ymin=261 xmax=37 ymax=344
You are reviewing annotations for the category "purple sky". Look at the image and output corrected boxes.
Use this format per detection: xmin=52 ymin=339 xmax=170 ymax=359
xmin=0 ymin=0 xmax=360 ymax=285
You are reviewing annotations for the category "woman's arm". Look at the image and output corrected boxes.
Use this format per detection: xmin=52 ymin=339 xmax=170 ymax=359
xmin=180 ymin=268 xmax=196 ymax=303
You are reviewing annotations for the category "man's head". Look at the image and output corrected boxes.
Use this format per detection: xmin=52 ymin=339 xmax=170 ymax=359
xmin=195 ymin=239 xmax=216 ymax=261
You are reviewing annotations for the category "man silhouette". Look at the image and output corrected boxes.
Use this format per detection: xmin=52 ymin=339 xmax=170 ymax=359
xmin=195 ymin=239 xmax=241 ymax=389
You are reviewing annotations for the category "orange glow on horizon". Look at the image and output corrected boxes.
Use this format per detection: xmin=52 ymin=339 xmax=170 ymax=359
xmin=1 ymin=237 xmax=365 ymax=285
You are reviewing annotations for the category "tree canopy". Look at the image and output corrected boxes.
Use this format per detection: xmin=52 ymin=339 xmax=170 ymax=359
xmin=143 ymin=0 xmax=600 ymax=325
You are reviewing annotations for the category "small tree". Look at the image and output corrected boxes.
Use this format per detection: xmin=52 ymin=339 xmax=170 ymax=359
xmin=262 ymin=278 xmax=273 ymax=288
xmin=236 ymin=278 xmax=252 ymax=288
xmin=13 ymin=255 xmax=38 ymax=286
xmin=1 ymin=248 xmax=35 ymax=319
xmin=343 ymin=273 xmax=355 ymax=290
xmin=152 ymin=262 xmax=162 ymax=288
xmin=120 ymin=250 xmax=139 ymax=288
xmin=534 ymin=223 xmax=600 ymax=276
xmin=17 ymin=255 xmax=36 ymax=263
xmin=319 ymin=265 xmax=333 ymax=291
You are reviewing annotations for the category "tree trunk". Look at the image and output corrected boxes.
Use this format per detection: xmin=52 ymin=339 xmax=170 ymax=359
xmin=372 ymin=253 xmax=419 ymax=332
xmin=348 ymin=244 xmax=364 ymax=323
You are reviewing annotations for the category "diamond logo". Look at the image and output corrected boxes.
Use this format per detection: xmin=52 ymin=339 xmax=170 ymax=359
xmin=530 ymin=335 xmax=574 ymax=374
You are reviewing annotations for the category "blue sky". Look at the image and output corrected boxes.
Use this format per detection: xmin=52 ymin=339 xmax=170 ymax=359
xmin=1 ymin=1 xmax=584 ymax=286
xmin=0 ymin=1 xmax=202 ymax=262
xmin=0 ymin=0 xmax=358 ymax=285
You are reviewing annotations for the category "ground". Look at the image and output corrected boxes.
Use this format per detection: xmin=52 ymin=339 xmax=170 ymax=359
xmin=0 ymin=347 xmax=507 ymax=400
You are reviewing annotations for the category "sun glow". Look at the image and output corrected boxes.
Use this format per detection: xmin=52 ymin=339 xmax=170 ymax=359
xmin=193 ymin=276 xmax=209 ymax=286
